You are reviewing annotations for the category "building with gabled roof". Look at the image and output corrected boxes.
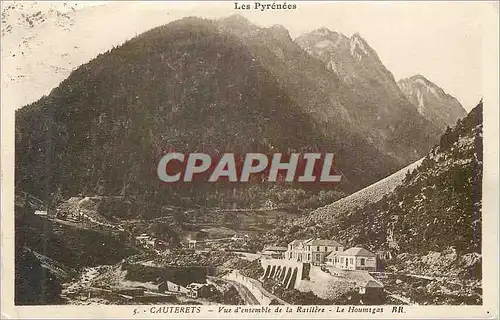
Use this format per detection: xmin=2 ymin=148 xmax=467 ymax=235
xmin=340 ymin=247 xmax=376 ymax=257
xmin=261 ymin=246 xmax=288 ymax=259
xmin=286 ymin=239 xmax=311 ymax=261
xmin=305 ymin=239 xmax=343 ymax=247
xmin=285 ymin=238 xmax=344 ymax=264
xmin=325 ymin=251 xmax=339 ymax=265
xmin=332 ymin=247 xmax=377 ymax=271
xmin=186 ymin=282 xmax=216 ymax=299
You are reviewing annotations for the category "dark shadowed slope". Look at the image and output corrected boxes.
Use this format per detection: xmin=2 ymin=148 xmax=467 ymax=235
xmin=16 ymin=17 xmax=337 ymax=202
xmin=15 ymin=16 xmax=434 ymax=207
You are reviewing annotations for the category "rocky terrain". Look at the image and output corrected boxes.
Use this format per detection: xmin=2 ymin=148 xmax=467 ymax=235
xmin=296 ymin=158 xmax=423 ymax=227
xmin=1 ymin=2 xmax=177 ymax=111
xmin=1 ymin=1 xmax=84 ymax=36
xmin=295 ymin=28 xmax=456 ymax=162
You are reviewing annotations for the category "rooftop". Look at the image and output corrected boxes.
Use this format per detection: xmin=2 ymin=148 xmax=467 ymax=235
xmin=325 ymin=251 xmax=339 ymax=259
xmin=289 ymin=239 xmax=309 ymax=245
xmin=187 ymin=283 xmax=206 ymax=289
xmin=263 ymin=246 xmax=288 ymax=252
xmin=305 ymin=239 xmax=343 ymax=247
xmin=339 ymin=247 xmax=376 ymax=257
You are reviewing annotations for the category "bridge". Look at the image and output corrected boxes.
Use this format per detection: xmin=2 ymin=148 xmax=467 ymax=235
xmin=260 ymin=258 xmax=309 ymax=290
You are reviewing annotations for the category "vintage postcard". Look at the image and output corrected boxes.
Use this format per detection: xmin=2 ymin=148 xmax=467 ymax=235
xmin=1 ymin=1 xmax=498 ymax=319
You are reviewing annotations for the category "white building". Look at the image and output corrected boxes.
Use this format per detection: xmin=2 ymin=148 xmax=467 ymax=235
xmin=136 ymin=234 xmax=150 ymax=244
xmin=188 ymin=240 xmax=205 ymax=250
xmin=329 ymin=247 xmax=377 ymax=271
xmin=286 ymin=238 xmax=344 ymax=264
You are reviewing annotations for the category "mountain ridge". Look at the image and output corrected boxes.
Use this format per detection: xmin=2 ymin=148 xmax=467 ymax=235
xmin=294 ymin=25 xmax=441 ymax=164
xmin=397 ymin=74 xmax=467 ymax=130
xmin=16 ymin=16 xmax=443 ymax=213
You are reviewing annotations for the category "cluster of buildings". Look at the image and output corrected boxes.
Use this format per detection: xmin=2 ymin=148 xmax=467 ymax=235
xmin=262 ymin=238 xmax=377 ymax=271
xmin=135 ymin=234 xmax=168 ymax=251
xmin=135 ymin=232 xmax=253 ymax=254
xmin=154 ymin=280 xmax=216 ymax=299
xmin=93 ymin=281 xmax=216 ymax=303
xmin=186 ymin=283 xmax=217 ymax=299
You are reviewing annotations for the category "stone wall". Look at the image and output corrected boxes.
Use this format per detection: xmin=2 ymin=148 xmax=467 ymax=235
xmin=223 ymin=270 xmax=273 ymax=305
xmin=260 ymin=258 xmax=307 ymax=290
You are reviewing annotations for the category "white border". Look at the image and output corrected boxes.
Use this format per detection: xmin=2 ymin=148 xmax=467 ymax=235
xmin=1 ymin=1 xmax=498 ymax=319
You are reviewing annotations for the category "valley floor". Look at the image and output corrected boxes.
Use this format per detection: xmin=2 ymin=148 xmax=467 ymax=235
xmin=16 ymin=193 xmax=481 ymax=306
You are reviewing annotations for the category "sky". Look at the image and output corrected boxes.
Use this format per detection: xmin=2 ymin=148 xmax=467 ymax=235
xmin=2 ymin=1 xmax=496 ymax=111
xmin=256 ymin=2 xmax=488 ymax=110
xmin=190 ymin=1 xmax=489 ymax=111
xmin=98 ymin=1 xmax=492 ymax=110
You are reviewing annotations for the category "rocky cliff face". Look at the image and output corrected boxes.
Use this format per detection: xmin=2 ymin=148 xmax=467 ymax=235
xmin=295 ymin=28 xmax=441 ymax=165
xmin=398 ymin=75 xmax=467 ymax=130
xmin=296 ymin=28 xmax=401 ymax=97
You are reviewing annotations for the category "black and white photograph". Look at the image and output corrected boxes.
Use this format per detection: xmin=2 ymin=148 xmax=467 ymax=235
xmin=1 ymin=1 xmax=498 ymax=318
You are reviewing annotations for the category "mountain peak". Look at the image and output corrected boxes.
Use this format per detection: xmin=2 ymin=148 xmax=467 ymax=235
xmin=297 ymin=29 xmax=378 ymax=62
xmin=410 ymin=74 xmax=427 ymax=80
xmin=270 ymin=24 xmax=287 ymax=32
xmin=311 ymin=27 xmax=333 ymax=36
xmin=218 ymin=14 xmax=255 ymax=31
xmin=398 ymin=75 xmax=467 ymax=129
xmin=220 ymin=14 xmax=252 ymax=25
xmin=267 ymin=24 xmax=292 ymax=40
xmin=296 ymin=27 xmax=419 ymax=113
xmin=408 ymin=74 xmax=434 ymax=85
xmin=399 ymin=75 xmax=449 ymax=98
xmin=218 ymin=14 xmax=259 ymax=37
xmin=351 ymin=32 xmax=364 ymax=40
xmin=299 ymin=27 xmax=347 ymax=41
xmin=349 ymin=32 xmax=377 ymax=61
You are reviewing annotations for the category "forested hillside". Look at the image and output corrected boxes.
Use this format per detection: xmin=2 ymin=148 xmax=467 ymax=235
xmin=268 ymin=101 xmax=483 ymax=304
xmin=15 ymin=16 xmax=444 ymax=213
